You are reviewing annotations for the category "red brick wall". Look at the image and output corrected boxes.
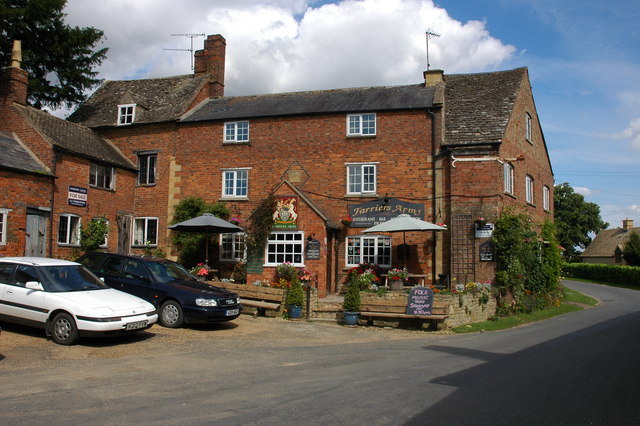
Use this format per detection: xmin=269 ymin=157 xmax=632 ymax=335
xmin=49 ymin=154 xmax=135 ymax=259
xmin=0 ymin=170 xmax=52 ymax=256
xmin=172 ymin=110 xmax=437 ymax=293
xmin=443 ymin=72 xmax=554 ymax=285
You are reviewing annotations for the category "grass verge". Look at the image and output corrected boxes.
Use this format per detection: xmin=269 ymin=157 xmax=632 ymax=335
xmin=452 ymin=287 xmax=598 ymax=334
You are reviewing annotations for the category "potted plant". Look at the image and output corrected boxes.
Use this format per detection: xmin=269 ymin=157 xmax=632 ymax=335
xmin=190 ymin=263 xmax=209 ymax=281
xmin=475 ymin=216 xmax=487 ymax=228
xmin=286 ymin=276 xmax=305 ymax=320
xmin=342 ymin=275 xmax=362 ymax=326
xmin=276 ymin=261 xmax=298 ymax=281
xmin=387 ymin=267 xmax=409 ymax=290
xmin=341 ymin=215 xmax=353 ymax=226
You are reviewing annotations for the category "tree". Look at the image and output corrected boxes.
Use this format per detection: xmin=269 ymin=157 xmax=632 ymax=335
xmin=554 ymin=183 xmax=608 ymax=262
xmin=80 ymin=216 xmax=108 ymax=253
xmin=623 ymin=231 xmax=640 ymax=267
xmin=0 ymin=0 xmax=108 ymax=110
xmin=170 ymin=197 xmax=230 ymax=267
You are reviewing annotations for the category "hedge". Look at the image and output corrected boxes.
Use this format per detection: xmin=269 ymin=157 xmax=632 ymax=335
xmin=563 ymin=263 xmax=640 ymax=287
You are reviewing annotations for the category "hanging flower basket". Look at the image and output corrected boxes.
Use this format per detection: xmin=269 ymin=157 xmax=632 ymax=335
xmin=475 ymin=217 xmax=487 ymax=228
xmin=341 ymin=215 xmax=353 ymax=226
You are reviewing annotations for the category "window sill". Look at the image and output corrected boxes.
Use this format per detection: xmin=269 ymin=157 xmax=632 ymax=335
xmin=57 ymin=243 xmax=80 ymax=247
xmin=219 ymin=197 xmax=249 ymax=201
xmin=136 ymin=183 xmax=157 ymax=188
xmin=344 ymin=193 xmax=379 ymax=198
xmin=504 ymin=192 xmax=517 ymax=200
xmin=223 ymin=141 xmax=251 ymax=146
xmin=89 ymin=186 xmax=116 ymax=192
xmin=131 ymin=245 xmax=158 ymax=248
xmin=346 ymin=135 xmax=376 ymax=139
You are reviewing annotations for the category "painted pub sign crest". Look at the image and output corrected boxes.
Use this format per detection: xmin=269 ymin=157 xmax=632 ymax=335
xmin=273 ymin=196 xmax=298 ymax=229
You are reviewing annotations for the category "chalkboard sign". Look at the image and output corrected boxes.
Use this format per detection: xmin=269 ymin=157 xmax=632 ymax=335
xmin=405 ymin=286 xmax=434 ymax=315
xmin=306 ymin=239 xmax=321 ymax=260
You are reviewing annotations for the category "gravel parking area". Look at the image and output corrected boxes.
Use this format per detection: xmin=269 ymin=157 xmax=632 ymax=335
xmin=0 ymin=316 xmax=452 ymax=366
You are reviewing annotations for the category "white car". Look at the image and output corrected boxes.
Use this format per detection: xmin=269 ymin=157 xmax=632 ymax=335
xmin=0 ymin=257 xmax=158 ymax=345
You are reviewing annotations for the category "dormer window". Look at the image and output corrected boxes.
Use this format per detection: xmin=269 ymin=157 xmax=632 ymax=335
xmin=118 ymin=104 xmax=136 ymax=126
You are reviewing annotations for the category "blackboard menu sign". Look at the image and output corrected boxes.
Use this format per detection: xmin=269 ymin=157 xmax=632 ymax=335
xmin=306 ymin=239 xmax=321 ymax=260
xmin=405 ymin=286 xmax=434 ymax=315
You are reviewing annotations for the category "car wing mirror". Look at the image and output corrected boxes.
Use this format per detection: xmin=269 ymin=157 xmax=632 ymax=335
xmin=25 ymin=281 xmax=44 ymax=291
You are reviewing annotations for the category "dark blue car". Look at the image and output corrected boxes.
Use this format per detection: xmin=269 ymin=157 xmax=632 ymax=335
xmin=76 ymin=253 xmax=241 ymax=328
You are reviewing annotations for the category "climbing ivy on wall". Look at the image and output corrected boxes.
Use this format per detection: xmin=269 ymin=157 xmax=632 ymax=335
xmin=493 ymin=208 xmax=562 ymax=315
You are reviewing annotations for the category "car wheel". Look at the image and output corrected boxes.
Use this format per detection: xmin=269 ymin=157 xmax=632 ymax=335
xmin=51 ymin=312 xmax=79 ymax=345
xmin=160 ymin=301 xmax=184 ymax=328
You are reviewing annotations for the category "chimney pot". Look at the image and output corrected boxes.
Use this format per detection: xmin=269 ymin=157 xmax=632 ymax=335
xmin=1 ymin=40 xmax=28 ymax=106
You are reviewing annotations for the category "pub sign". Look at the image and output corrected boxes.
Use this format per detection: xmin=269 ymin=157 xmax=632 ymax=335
xmin=348 ymin=198 xmax=424 ymax=228
xmin=273 ymin=196 xmax=298 ymax=229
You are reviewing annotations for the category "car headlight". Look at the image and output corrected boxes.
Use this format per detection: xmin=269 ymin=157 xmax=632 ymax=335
xmin=236 ymin=297 xmax=241 ymax=304
xmin=195 ymin=298 xmax=218 ymax=307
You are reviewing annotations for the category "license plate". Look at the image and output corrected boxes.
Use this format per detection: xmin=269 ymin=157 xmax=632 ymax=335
xmin=125 ymin=320 xmax=148 ymax=330
xmin=226 ymin=309 xmax=239 ymax=316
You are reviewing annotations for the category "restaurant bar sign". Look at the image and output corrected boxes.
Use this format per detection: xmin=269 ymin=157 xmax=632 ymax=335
xmin=273 ymin=196 xmax=298 ymax=229
xmin=348 ymin=198 xmax=424 ymax=228
xmin=68 ymin=186 xmax=87 ymax=207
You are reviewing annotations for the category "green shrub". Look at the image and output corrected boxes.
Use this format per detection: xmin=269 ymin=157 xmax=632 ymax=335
xmin=563 ymin=263 xmax=640 ymax=287
xmin=493 ymin=209 xmax=563 ymax=314
xmin=80 ymin=217 xmax=108 ymax=253
xmin=286 ymin=276 xmax=304 ymax=306
xmin=342 ymin=275 xmax=361 ymax=312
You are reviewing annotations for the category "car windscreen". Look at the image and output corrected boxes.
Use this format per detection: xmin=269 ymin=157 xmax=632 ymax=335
xmin=146 ymin=261 xmax=194 ymax=284
xmin=39 ymin=265 xmax=109 ymax=292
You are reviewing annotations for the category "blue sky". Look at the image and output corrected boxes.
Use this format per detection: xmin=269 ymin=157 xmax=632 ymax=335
xmin=63 ymin=0 xmax=640 ymax=229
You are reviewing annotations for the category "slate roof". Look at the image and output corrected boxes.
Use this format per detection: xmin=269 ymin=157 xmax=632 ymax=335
xmin=0 ymin=131 xmax=50 ymax=175
xmin=181 ymin=84 xmax=436 ymax=122
xmin=14 ymin=105 xmax=136 ymax=170
xmin=443 ymin=67 xmax=526 ymax=146
xmin=581 ymin=227 xmax=640 ymax=258
xmin=68 ymin=74 xmax=209 ymax=128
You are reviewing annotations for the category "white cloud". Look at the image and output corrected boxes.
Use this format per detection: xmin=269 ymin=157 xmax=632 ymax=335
xmin=573 ymin=186 xmax=593 ymax=196
xmin=63 ymin=0 xmax=516 ymax=96
xmin=606 ymin=117 xmax=640 ymax=151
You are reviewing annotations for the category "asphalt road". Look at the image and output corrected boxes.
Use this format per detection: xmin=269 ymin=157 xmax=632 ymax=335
xmin=1 ymin=280 xmax=638 ymax=425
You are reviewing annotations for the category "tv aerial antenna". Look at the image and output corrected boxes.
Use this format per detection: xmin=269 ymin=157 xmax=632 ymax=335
xmin=425 ymin=29 xmax=441 ymax=70
xmin=164 ymin=33 xmax=205 ymax=70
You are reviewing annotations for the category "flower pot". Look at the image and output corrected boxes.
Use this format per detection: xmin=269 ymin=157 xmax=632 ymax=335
xmin=343 ymin=311 xmax=359 ymax=326
xmin=288 ymin=304 xmax=303 ymax=320
xmin=389 ymin=279 xmax=404 ymax=290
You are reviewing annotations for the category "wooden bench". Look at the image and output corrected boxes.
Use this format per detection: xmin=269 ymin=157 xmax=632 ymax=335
xmin=359 ymin=299 xmax=449 ymax=330
xmin=211 ymin=281 xmax=284 ymax=316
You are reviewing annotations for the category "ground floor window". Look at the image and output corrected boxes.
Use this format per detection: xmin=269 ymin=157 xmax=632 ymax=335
xmin=220 ymin=233 xmax=247 ymax=261
xmin=346 ymin=235 xmax=391 ymax=267
xmin=0 ymin=208 xmax=8 ymax=245
xmin=58 ymin=214 xmax=81 ymax=246
xmin=133 ymin=217 xmax=158 ymax=246
xmin=265 ymin=231 xmax=304 ymax=266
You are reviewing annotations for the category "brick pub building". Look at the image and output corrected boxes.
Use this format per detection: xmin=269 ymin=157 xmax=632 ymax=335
xmin=2 ymin=35 xmax=554 ymax=297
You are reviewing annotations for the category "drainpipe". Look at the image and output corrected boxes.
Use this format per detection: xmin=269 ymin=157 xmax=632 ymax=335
xmin=48 ymin=149 xmax=61 ymax=257
xmin=428 ymin=108 xmax=438 ymax=288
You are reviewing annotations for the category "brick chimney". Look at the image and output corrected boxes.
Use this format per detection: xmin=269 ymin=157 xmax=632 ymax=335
xmin=622 ymin=218 xmax=634 ymax=231
xmin=0 ymin=40 xmax=28 ymax=106
xmin=194 ymin=34 xmax=226 ymax=98
xmin=424 ymin=69 xmax=444 ymax=87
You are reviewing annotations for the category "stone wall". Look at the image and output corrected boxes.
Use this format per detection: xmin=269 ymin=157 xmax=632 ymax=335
xmin=436 ymin=292 xmax=497 ymax=328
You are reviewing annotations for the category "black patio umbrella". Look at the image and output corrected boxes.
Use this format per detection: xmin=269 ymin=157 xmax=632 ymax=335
xmin=168 ymin=213 xmax=244 ymax=265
